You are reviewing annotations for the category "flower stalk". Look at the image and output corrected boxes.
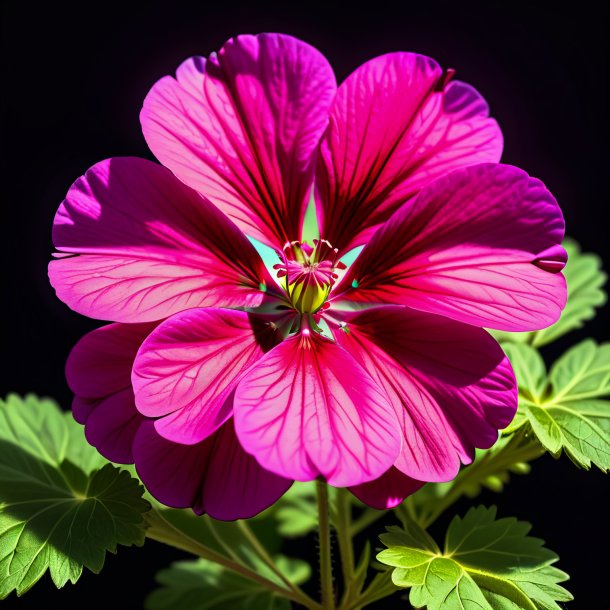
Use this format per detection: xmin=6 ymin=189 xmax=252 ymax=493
xmin=335 ymin=489 xmax=357 ymax=607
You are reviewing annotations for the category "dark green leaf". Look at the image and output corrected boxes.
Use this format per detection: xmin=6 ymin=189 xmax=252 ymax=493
xmin=145 ymin=555 xmax=310 ymax=610
xmin=0 ymin=394 xmax=149 ymax=597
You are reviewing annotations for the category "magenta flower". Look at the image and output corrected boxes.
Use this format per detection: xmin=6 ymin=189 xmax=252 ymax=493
xmin=50 ymin=33 xmax=567 ymax=519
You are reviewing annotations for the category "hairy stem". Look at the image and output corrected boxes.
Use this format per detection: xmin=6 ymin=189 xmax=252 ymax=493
xmin=317 ymin=480 xmax=336 ymax=609
xmin=145 ymin=508 xmax=321 ymax=610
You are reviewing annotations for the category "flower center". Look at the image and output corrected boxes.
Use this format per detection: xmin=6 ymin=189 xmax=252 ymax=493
xmin=274 ymin=240 xmax=345 ymax=313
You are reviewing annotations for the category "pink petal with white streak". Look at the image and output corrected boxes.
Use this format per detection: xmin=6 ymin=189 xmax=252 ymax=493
xmin=132 ymin=308 xmax=282 ymax=444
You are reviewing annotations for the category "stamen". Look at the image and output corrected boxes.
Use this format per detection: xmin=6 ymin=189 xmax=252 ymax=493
xmin=274 ymin=239 xmax=344 ymax=313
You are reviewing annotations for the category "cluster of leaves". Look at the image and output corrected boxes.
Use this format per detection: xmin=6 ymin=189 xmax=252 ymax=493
xmin=504 ymin=340 xmax=610 ymax=471
xmin=491 ymin=240 xmax=610 ymax=473
xmin=486 ymin=246 xmax=605 ymax=484
xmin=0 ymin=394 xmax=149 ymax=598
xmin=0 ymin=394 xmax=311 ymax=607
xmin=378 ymin=506 xmax=572 ymax=610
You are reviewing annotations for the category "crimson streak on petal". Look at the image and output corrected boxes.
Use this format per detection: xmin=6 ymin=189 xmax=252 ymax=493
xmin=316 ymin=53 xmax=503 ymax=252
xmin=50 ymin=157 xmax=270 ymax=323
xmin=142 ymin=33 xmax=337 ymax=247
xmin=336 ymin=163 xmax=567 ymax=331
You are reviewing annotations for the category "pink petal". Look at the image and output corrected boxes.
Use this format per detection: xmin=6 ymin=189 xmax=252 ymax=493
xmin=333 ymin=306 xmax=516 ymax=482
xmin=349 ymin=467 xmax=424 ymax=510
xmin=132 ymin=308 xmax=282 ymax=444
xmin=233 ymin=330 xmax=401 ymax=487
xmin=316 ymin=53 xmax=502 ymax=252
xmin=141 ymin=34 xmax=336 ymax=247
xmin=50 ymin=157 xmax=270 ymax=323
xmin=336 ymin=163 xmax=566 ymax=332
xmin=133 ymin=419 xmax=292 ymax=519
xmin=82 ymin=389 xmax=143 ymax=464
xmin=72 ymin=396 xmax=97 ymax=425
xmin=66 ymin=322 xmax=156 ymax=397
xmin=66 ymin=322 xmax=156 ymax=463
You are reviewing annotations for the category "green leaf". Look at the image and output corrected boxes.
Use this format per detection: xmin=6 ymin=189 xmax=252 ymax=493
xmin=512 ymin=341 xmax=610 ymax=470
xmin=549 ymin=340 xmax=610 ymax=402
xmin=502 ymin=344 xmax=547 ymax=403
xmin=145 ymin=555 xmax=310 ymax=610
xmin=492 ymin=238 xmax=607 ymax=347
xmin=0 ymin=393 xmax=107 ymax=472
xmin=0 ymin=394 xmax=150 ymax=597
xmin=380 ymin=523 xmax=439 ymax=556
xmin=378 ymin=506 xmax=571 ymax=610
xmin=272 ymin=482 xmax=318 ymax=537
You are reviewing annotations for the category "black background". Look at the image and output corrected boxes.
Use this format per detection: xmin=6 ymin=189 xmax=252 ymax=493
xmin=2 ymin=1 xmax=609 ymax=608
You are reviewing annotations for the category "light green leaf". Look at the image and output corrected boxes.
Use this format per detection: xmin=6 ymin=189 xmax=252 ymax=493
xmin=502 ymin=344 xmax=547 ymax=403
xmin=0 ymin=393 xmax=107 ymax=472
xmin=378 ymin=506 xmax=571 ymax=610
xmin=445 ymin=506 xmax=556 ymax=571
xmin=511 ymin=341 xmax=610 ymax=470
xmin=145 ymin=555 xmax=310 ymax=610
xmin=0 ymin=394 xmax=149 ymax=598
xmin=380 ymin=523 xmax=439 ymax=556
xmin=549 ymin=340 xmax=610 ymax=402
xmin=491 ymin=238 xmax=607 ymax=347
xmin=272 ymin=482 xmax=318 ymax=537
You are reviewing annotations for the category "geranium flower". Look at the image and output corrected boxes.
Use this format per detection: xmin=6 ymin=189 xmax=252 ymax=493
xmin=50 ymin=33 xmax=566 ymax=518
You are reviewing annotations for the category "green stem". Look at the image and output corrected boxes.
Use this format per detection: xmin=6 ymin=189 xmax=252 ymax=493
xmin=145 ymin=509 xmax=321 ymax=610
xmin=335 ymin=489 xmax=355 ymax=606
xmin=418 ymin=434 xmax=544 ymax=529
xmin=317 ymin=480 xmax=336 ymax=610
xmin=236 ymin=519 xmax=306 ymax=599
xmin=205 ymin=517 xmax=243 ymax=564
xmin=345 ymin=569 xmax=397 ymax=610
